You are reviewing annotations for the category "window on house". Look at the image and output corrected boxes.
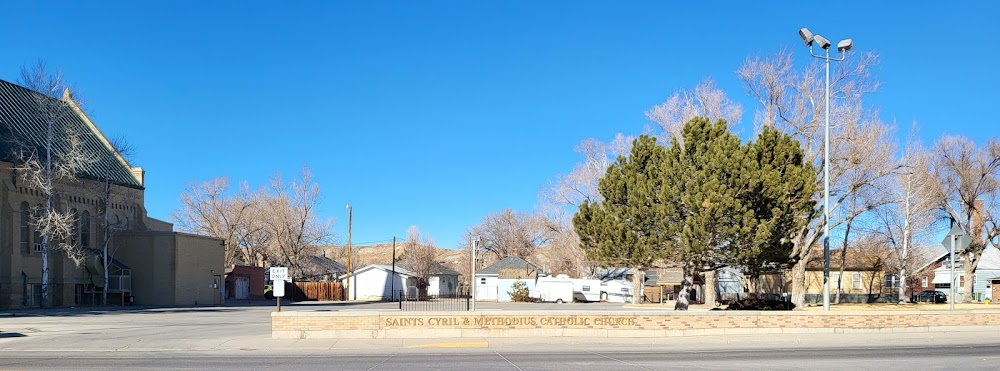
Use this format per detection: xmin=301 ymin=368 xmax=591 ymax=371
xmin=884 ymin=275 xmax=900 ymax=289
xmin=831 ymin=272 xmax=842 ymax=292
xmin=33 ymin=204 xmax=43 ymax=252
xmin=20 ymin=202 xmax=30 ymax=254
xmin=959 ymin=275 xmax=965 ymax=288
xmin=479 ymin=278 xmax=486 ymax=285
xmin=81 ymin=210 xmax=91 ymax=249
xmin=852 ymin=272 xmax=863 ymax=290
xmin=922 ymin=276 xmax=928 ymax=287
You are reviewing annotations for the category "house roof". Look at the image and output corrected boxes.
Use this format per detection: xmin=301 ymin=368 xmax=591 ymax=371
xmin=805 ymin=246 xmax=894 ymax=271
xmin=914 ymin=251 xmax=950 ymax=274
xmin=300 ymin=254 xmax=347 ymax=273
xmin=0 ymin=80 xmax=141 ymax=189
xmin=977 ymin=246 xmax=1000 ymax=270
xmin=477 ymin=256 xmax=538 ymax=276
xmin=653 ymin=267 xmax=705 ymax=285
xmin=85 ymin=248 xmax=130 ymax=270
xmin=339 ymin=264 xmax=415 ymax=279
xmin=428 ymin=261 xmax=460 ymax=276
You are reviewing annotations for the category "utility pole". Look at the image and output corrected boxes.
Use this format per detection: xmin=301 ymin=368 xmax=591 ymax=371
xmin=900 ymin=170 xmax=911 ymax=303
xmin=950 ymin=218 xmax=956 ymax=312
xmin=470 ymin=236 xmax=478 ymax=312
xmin=346 ymin=204 xmax=353 ymax=301
xmin=391 ymin=236 xmax=396 ymax=301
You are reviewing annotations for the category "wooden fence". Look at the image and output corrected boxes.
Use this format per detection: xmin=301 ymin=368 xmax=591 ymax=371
xmin=290 ymin=282 xmax=344 ymax=301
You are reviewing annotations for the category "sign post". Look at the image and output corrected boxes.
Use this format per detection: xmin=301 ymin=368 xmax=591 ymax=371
xmin=941 ymin=225 xmax=972 ymax=311
xmin=270 ymin=267 xmax=288 ymax=312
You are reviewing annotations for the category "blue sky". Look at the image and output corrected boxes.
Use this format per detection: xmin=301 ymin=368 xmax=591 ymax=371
xmin=2 ymin=2 xmax=997 ymax=249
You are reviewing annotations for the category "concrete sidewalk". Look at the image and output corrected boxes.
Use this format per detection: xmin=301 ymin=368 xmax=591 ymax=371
xmin=5 ymin=328 xmax=1000 ymax=355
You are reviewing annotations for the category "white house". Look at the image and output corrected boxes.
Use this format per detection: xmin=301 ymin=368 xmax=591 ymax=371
xmin=340 ymin=264 xmax=412 ymax=301
xmin=424 ymin=262 xmax=461 ymax=297
xmin=932 ymin=246 xmax=1000 ymax=301
xmin=340 ymin=263 xmax=461 ymax=300
xmin=474 ymin=256 xmax=539 ymax=302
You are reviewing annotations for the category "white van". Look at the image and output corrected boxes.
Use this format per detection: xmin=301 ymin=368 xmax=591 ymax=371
xmin=531 ymin=278 xmax=574 ymax=303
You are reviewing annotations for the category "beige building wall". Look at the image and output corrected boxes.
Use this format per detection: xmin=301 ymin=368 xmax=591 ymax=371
xmin=114 ymin=232 xmax=177 ymax=306
xmin=114 ymin=231 xmax=224 ymax=306
xmin=805 ymin=269 xmax=888 ymax=295
xmin=1 ymin=161 xmax=145 ymax=308
xmin=174 ymin=233 xmax=224 ymax=306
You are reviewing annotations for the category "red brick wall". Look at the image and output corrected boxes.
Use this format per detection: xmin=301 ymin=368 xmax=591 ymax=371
xmin=226 ymin=266 xmax=265 ymax=300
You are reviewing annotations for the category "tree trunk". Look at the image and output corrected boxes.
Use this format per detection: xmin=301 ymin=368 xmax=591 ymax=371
xmin=675 ymin=262 xmax=692 ymax=311
xmin=41 ymin=235 xmax=49 ymax=308
xmin=703 ymin=269 xmax=716 ymax=307
xmin=790 ymin=261 xmax=806 ymax=308
xmin=835 ymin=246 xmax=846 ymax=304
xmin=631 ymin=266 xmax=642 ymax=304
xmin=963 ymin=251 xmax=979 ymax=303
xmin=898 ymin=266 xmax=907 ymax=304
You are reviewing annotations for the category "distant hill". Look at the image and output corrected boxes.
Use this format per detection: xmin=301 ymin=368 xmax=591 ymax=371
xmin=321 ymin=243 xmax=465 ymax=270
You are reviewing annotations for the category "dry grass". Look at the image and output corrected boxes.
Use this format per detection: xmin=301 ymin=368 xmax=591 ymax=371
xmin=798 ymin=302 xmax=994 ymax=311
xmin=625 ymin=301 xmax=998 ymax=311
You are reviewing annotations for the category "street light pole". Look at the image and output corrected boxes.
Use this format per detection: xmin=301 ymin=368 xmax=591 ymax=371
xmin=346 ymin=204 xmax=353 ymax=301
xmin=823 ymin=45 xmax=832 ymax=313
xmin=799 ymin=28 xmax=852 ymax=313
xmin=470 ymin=236 xmax=479 ymax=312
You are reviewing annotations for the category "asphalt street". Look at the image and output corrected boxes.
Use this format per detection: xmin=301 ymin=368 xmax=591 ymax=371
xmin=3 ymin=301 xmax=1000 ymax=370
xmin=2 ymin=345 xmax=999 ymax=370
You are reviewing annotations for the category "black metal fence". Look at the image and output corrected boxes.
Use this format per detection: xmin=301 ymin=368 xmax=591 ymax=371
xmin=397 ymin=286 xmax=471 ymax=311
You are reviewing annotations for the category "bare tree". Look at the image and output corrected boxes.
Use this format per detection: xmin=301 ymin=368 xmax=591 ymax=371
xmin=738 ymin=49 xmax=898 ymax=307
xmin=645 ymin=79 xmax=743 ymax=145
xmin=259 ymin=167 xmax=335 ymax=278
xmin=400 ymin=226 xmax=437 ymax=296
xmin=919 ymin=135 xmax=1000 ymax=302
xmin=540 ymin=134 xmax=634 ymax=210
xmin=874 ymin=129 xmax=938 ymax=302
xmin=12 ymin=60 xmax=97 ymax=307
xmin=532 ymin=217 xmax=591 ymax=278
xmin=94 ymin=178 xmax=131 ymax=305
xmin=172 ymin=177 xmax=256 ymax=268
xmin=466 ymin=209 xmax=547 ymax=260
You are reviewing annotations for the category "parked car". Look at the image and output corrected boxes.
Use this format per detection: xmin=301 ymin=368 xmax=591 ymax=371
xmin=913 ymin=290 xmax=947 ymax=303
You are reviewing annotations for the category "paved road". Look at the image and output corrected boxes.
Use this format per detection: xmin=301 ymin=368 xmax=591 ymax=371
xmin=2 ymin=344 xmax=999 ymax=370
xmin=3 ymin=302 xmax=1000 ymax=370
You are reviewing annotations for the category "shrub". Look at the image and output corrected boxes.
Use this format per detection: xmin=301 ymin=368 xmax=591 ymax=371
xmin=509 ymin=280 xmax=532 ymax=302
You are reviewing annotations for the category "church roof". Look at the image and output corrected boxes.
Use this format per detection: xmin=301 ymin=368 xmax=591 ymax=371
xmin=0 ymin=79 xmax=142 ymax=189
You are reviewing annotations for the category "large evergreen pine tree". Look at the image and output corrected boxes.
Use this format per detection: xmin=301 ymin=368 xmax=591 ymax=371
xmin=661 ymin=117 xmax=748 ymax=309
xmin=575 ymin=118 xmax=816 ymax=310
xmin=573 ymin=135 xmax=670 ymax=304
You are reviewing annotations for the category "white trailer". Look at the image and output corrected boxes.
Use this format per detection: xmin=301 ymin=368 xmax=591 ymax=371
xmin=531 ymin=278 xmax=574 ymax=303
xmin=601 ymin=279 xmax=635 ymax=303
xmin=572 ymin=279 xmax=602 ymax=302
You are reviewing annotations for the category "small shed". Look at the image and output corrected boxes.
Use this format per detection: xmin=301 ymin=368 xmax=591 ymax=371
xmin=225 ymin=264 xmax=265 ymax=301
xmin=474 ymin=256 xmax=539 ymax=302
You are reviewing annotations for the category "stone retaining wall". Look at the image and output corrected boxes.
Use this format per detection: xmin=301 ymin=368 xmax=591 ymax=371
xmin=271 ymin=310 xmax=1000 ymax=339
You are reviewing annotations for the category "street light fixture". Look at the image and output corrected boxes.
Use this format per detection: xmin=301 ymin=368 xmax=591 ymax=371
xmin=799 ymin=27 xmax=852 ymax=313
